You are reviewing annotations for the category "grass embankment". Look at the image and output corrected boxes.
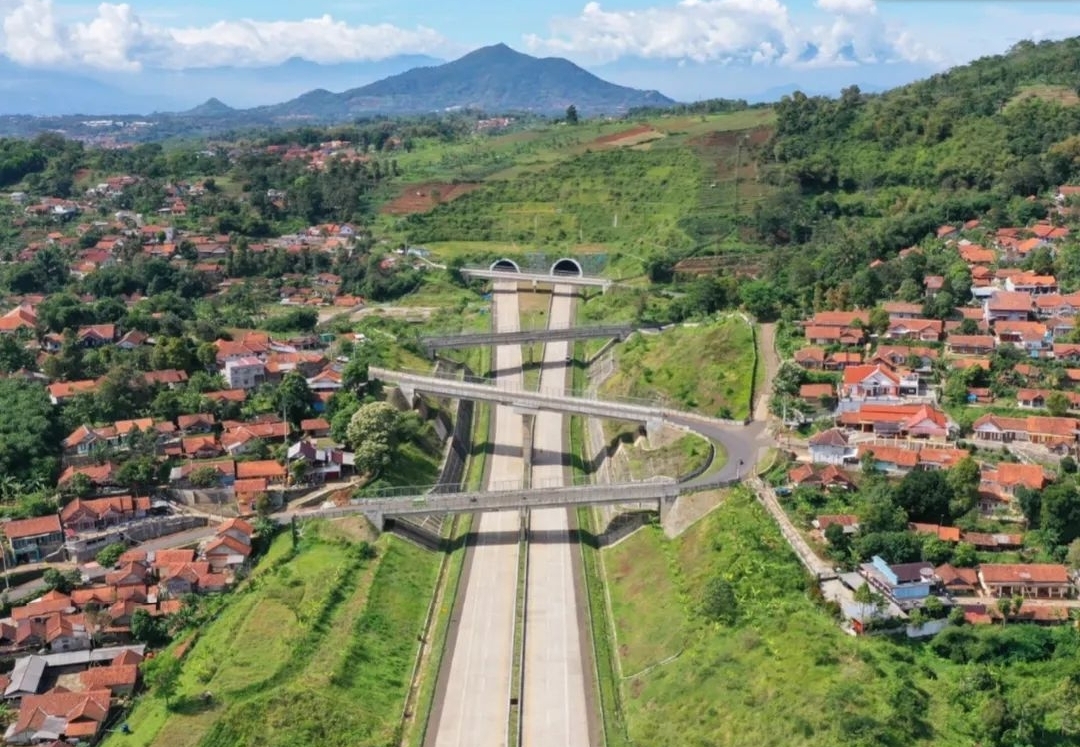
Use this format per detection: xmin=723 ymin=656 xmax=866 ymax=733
xmin=599 ymin=420 xmax=714 ymax=481
xmin=600 ymin=317 xmax=756 ymax=419
xmin=400 ymin=145 xmax=702 ymax=256
xmin=404 ymin=514 xmax=472 ymax=747
xmin=594 ymin=489 xmax=1080 ymax=746
xmin=577 ymin=508 xmax=631 ymax=747
xmin=105 ymin=522 xmax=440 ymax=747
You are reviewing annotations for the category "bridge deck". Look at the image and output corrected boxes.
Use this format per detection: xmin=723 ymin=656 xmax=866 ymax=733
xmin=285 ymin=479 xmax=679 ymax=522
xmin=421 ymin=324 xmax=637 ymax=351
xmin=461 ymin=268 xmax=611 ymax=288
xmin=369 ymin=366 xmax=746 ymax=433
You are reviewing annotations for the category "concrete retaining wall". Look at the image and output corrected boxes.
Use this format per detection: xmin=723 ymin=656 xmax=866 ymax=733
xmin=65 ymin=516 xmax=209 ymax=562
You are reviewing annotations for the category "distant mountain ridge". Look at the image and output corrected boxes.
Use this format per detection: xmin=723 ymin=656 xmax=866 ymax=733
xmin=252 ymin=44 xmax=675 ymax=119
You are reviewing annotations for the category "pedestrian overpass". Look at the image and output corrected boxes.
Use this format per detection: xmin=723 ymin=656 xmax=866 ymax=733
xmin=281 ymin=477 xmax=682 ymax=529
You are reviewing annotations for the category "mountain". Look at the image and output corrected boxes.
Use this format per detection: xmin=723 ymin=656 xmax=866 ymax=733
xmin=181 ymin=98 xmax=236 ymax=117
xmin=0 ymin=58 xmax=171 ymax=115
xmin=256 ymin=43 xmax=675 ymax=119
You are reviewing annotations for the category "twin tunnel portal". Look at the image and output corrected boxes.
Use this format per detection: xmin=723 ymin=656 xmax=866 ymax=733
xmin=489 ymin=256 xmax=585 ymax=276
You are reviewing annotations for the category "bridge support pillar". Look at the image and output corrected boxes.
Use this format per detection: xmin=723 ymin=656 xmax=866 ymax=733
xmin=398 ymin=384 xmax=416 ymax=405
xmin=364 ymin=511 xmax=386 ymax=532
xmin=645 ymin=417 xmax=664 ymax=443
xmin=532 ymin=279 xmax=539 ymax=291
xmin=658 ymin=495 xmax=678 ymax=527
xmin=521 ymin=413 xmax=535 ymax=488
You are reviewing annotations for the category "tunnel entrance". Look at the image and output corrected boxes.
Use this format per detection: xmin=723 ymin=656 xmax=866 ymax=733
xmin=551 ymin=258 xmax=583 ymax=276
xmin=489 ymin=258 xmax=521 ymax=273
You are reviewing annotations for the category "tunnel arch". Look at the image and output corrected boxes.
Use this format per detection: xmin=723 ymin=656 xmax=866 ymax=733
xmin=550 ymin=257 xmax=583 ymax=276
xmin=489 ymin=258 xmax=521 ymax=273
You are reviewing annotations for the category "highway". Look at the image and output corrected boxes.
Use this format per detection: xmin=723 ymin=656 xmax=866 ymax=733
xmin=431 ymin=280 xmax=523 ymax=747
xmin=522 ymin=286 xmax=592 ymax=746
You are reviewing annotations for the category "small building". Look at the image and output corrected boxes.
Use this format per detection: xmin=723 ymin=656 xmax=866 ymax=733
xmin=808 ymin=428 xmax=855 ymax=465
xmin=935 ymin=564 xmax=980 ymax=595
xmin=223 ymin=356 xmax=266 ymax=391
xmin=978 ymin=563 xmax=1074 ymax=599
xmin=3 ymin=516 xmax=64 ymax=564
xmin=862 ymin=556 xmax=934 ymax=604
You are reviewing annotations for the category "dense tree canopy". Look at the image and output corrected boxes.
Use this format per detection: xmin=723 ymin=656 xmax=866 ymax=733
xmin=0 ymin=378 xmax=61 ymax=488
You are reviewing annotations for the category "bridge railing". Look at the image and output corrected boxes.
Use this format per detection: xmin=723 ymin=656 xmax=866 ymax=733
xmin=351 ymin=474 xmax=677 ymax=501
xmin=374 ymin=365 xmax=674 ymax=409
xmin=420 ymin=321 xmax=643 ymax=339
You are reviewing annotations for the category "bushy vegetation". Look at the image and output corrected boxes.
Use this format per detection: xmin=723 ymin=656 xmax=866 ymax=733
xmin=598 ymin=489 xmax=1080 ymax=747
xmin=600 ymin=317 xmax=757 ymax=418
xmin=105 ymin=521 xmax=438 ymax=747
xmin=402 ymin=145 xmax=701 ymax=253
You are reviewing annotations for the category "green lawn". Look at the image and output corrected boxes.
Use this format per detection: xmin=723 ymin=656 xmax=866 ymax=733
xmin=600 ymin=317 xmax=757 ymax=418
xmin=603 ymin=527 xmax=686 ymax=676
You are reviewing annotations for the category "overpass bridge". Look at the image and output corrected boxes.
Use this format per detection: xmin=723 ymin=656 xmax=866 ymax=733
xmin=280 ymin=477 xmax=681 ymax=529
xmin=368 ymin=365 xmax=748 ymax=439
xmin=460 ymin=266 xmax=612 ymax=290
xmin=420 ymin=323 xmax=644 ymax=353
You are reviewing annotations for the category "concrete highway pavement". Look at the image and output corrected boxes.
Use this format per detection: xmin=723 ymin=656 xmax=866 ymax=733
xmin=522 ymin=286 xmax=591 ymax=747
xmin=431 ymin=280 xmax=524 ymax=747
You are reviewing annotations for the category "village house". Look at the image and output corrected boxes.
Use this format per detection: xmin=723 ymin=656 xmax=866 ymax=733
xmin=909 ymin=523 xmax=961 ymax=543
xmin=962 ymin=532 xmax=1024 ymax=552
xmin=798 ymin=383 xmax=836 ymax=410
xmin=168 ymin=459 xmax=236 ymax=488
xmin=971 ymin=414 xmax=1079 ymax=449
xmin=995 ymin=320 xmax=1051 ymax=356
xmin=1033 ymin=292 xmax=1080 ymax=318
xmin=855 ymin=443 xmax=965 ymax=474
xmin=787 ymin=464 xmax=855 ymax=491
xmin=946 ymin=335 xmax=996 ymax=356
xmin=1016 ymin=389 xmax=1080 ymax=411
xmin=202 ymin=518 xmax=254 ymax=573
xmin=978 ymin=564 xmax=1074 ymax=599
xmin=984 ymin=291 xmax=1033 ymax=324
xmin=177 ymin=413 xmax=216 ymax=434
xmin=839 ymin=403 xmax=955 ymax=440
xmin=1005 ymin=272 xmax=1059 ymax=295
xmin=1054 ymin=343 xmax=1080 ymax=362
xmin=881 ymin=302 xmax=924 ymax=320
xmin=224 ymin=357 xmax=266 ymax=390
xmin=4 ymin=688 xmax=111 ymax=744
xmin=300 ymin=417 xmax=331 ymax=439
xmin=813 ymin=514 xmax=860 ymax=536
xmin=57 ymin=462 xmax=124 ymax=495
xmin=3 ymin=516 xmax=64 ymax=564
xmin=234 ymin=460 xmax=287 ymax=484
xmin=935 ymin=564 xmax=981 ymax=595
xmin=980 ymin=462 xmax=1049 ymax=502
xmin=47 ymin=379 xmax=99 ymax=405
xmin=861 ymin=556 xmax=934 ymax=605
xmin=884 ymin=318 xmax=944 ymax=342
xmin=840 ymin=364 xmax=921 ymax=402
xmin=59 ymin=496 xmax=150 ymax=535
xmin=142 ymin=369 xmax=188 ymax=389
xmin=807 ymin=428 xmax=855 ymax=465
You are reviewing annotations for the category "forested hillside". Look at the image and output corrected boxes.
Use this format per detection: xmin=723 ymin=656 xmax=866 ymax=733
xmin=743 ymin=37 xmax=1080 ymax=318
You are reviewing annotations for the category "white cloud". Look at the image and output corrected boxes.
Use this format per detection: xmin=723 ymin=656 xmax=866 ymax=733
xmin=525 ymin=0 xmax=941 ymax=68
xmin=814 ymin=0 xmax=876 ymax=16
xmin=0 ymin=0 xmax=450 ymax=71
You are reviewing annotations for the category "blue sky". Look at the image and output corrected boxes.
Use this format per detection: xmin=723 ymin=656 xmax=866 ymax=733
xmin=5 ymin=0 xmax=1080 ymax=100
